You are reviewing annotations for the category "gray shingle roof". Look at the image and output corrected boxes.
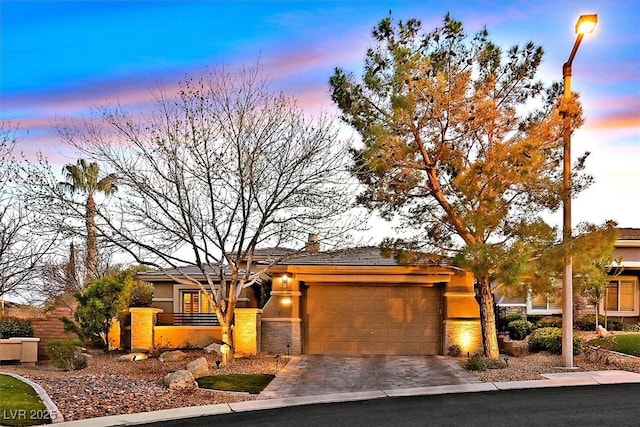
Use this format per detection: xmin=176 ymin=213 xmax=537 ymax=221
xmin=277 ymin=246 xmax=445 ymax=267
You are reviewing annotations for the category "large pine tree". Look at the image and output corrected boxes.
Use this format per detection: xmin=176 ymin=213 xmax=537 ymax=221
xmin=330 ymin=14 xmax=588 ymax=358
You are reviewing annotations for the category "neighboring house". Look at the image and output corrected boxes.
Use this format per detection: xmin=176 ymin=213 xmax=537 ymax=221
xmin=494 ymin=228 xmax=640 ymax=322
xmin=130 ymin=244 xmax=483 ymax=356
xmin=605 ymin=228 xmax=640 ymax=318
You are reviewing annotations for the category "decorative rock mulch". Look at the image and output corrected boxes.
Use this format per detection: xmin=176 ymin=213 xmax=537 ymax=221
xmin=0 ymin=350 xmax=285 ymax=421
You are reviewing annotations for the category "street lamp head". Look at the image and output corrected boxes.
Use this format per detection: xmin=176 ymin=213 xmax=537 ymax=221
xmin=576 ymin=14 xmax=598 ymax=35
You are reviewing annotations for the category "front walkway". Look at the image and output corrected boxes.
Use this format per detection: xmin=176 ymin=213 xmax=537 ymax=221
xmin=258 ymin=355 xmax=479 ymax=399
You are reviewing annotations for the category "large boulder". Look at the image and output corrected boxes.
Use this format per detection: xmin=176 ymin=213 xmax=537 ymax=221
xmin=159 ymin=350 xmax=187 ymax=362
xmin=203 ymin=342 xmax=222 ymax=355
xmin=163 ymin=370 xmax=197 ymax=391
xmin=186 ymin=357 xmax=210 ymax=378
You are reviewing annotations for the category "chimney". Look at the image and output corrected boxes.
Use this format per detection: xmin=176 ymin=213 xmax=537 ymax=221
xmin=307 ymin=233 xmax=320 ymax=253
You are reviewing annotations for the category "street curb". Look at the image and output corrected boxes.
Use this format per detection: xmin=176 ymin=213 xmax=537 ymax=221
xmin=50 ymin=370 xmax=640 ymax=427
xmin=1 ymin=372 xmax=64 ymax=424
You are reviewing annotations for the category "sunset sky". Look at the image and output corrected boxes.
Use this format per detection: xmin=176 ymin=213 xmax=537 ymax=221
xmin=1 ymin=0 xmax=639 ymax=232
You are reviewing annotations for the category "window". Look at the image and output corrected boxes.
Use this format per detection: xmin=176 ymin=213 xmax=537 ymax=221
xmin=604 ymin=277 xmax=638 ymax=315
xmin=181 ymin=290 xmax=215 ymax=313
xmin=530 ymin=293 xmax=562 ymax=311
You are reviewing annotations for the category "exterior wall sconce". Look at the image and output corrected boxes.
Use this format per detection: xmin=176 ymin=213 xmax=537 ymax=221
xmin=281 ymin=274 xmax=290 ymax=290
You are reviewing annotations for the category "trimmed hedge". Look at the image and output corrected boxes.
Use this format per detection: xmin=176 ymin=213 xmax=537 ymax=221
xmin=528 ymin=327 xmax=583 ymax=355
xmin=535 ymin=316 xmax=563 ymax=329
xmin=0 ymin=316 xmax=34 ymax=338
xmin=507 ymin=319 xmax=534 ymax=340
xmin=577 ymin=314 xmax=624 ymax=331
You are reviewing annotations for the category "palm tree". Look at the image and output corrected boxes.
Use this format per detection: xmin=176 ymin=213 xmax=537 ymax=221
xmin=59 ymin=159 xmax=117 ymax=282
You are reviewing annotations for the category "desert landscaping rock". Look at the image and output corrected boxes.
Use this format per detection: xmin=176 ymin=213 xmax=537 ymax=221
xmin=118 ymin=353 xmax=148 ymax=362
xmin=159 ymin=350 xmax=186 ymax=362
xmin=186 ymin=357 xmax=210 ymax=378
xmin=204 ymin=342 xmax=222 ymax=354
xmin=0 ymin=351 xmax=281 ymax=421
xmin=163 ymin=369 xmax=197 ymax=391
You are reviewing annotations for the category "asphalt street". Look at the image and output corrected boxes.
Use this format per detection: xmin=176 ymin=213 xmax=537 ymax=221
xmin=141 ymin=383 xmax=640 ymax=427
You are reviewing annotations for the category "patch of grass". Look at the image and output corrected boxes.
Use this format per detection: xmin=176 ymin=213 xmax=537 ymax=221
xmin=196 ymin=374 xmax=275 ymax=394
xmin=0 ymin=374 xmax=51 ymax=426
xmin=589 ymin=333 xmax=640 ymax=357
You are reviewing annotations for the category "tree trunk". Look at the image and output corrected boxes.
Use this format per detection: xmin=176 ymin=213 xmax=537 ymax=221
xmin=85 ymin=193 xmax=98 ymax=282
xmin=221 ymin=323 xmax=233 ymax=367
xmin=476 ymin=280 xmax=500 ymax=359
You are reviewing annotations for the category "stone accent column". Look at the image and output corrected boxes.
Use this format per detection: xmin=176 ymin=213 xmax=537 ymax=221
xmin=260 ymin=272 xmax=302 ymax=355
xmin=234 ymin=308 xmax=262 ymax=357
xmin=129 ymin=307 xmax=162 ymax=352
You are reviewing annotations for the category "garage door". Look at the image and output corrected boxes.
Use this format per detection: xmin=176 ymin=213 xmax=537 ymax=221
xmin=304 ymin=285 xmax=442 ymax=355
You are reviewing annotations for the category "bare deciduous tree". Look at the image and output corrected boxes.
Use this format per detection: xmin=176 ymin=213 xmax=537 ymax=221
xmin=58 ymin=63 xmax=360 ymax=363
xmin=0 ymin=122 xmax=57 ymax=303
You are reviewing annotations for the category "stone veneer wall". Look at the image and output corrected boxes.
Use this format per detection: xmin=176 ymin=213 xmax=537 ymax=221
xmin=261 ymin=319 xmax=301 ymax=355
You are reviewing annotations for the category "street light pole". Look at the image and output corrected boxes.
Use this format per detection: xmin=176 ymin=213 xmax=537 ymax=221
xmin=561 ymin=14 xmax=597 ymax=368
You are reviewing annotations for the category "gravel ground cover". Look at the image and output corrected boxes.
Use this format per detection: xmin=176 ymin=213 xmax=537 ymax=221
xmin=0 ymin=351 xmax=284 ymax=422
xmin=1 ymin=331 xmax=639 ymax=422
xmin=467 ymin=331 xmax=640 ymax=382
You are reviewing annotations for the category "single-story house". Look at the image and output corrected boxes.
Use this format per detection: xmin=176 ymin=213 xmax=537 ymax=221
xmin=129 ymin=244 xmax=483 ymax=356
xmin=494 ymin=228 xmax=640 ymax=321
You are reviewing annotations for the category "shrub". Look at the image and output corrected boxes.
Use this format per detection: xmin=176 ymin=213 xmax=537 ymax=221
xmin=507 ymin=319 xmax=534 ymax=340
xmin=464 ymin=353 xmax=487 ymax=371
xmin=536 ymin=316 xmax=562 ymax=329
xmin=622 ymin=323 xmax=640 ymax=332
xmin=128 ymin=281 xmax=154 ymax=307
xmin=528 ymin=327 xmax=583 ymax=355
xmin=497 ymin=313 xmax=523 ymax=332
xmin=447 ymin=345 xmax=461 ymax=357
xmin=464 ymin=353 xmax=507 ymax=371
xmin=0 ymin=317 xmax=34 ymax=338
xmin=47 ymin=339 xmax=86 ymax=371
xmin=577 ymin=314 xmax=624 ymax=331
xmin=505 ymin=313 xmax=523 ymax=323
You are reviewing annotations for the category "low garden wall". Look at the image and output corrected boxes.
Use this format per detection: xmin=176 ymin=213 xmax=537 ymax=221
xmin=0 ymin=337 xmax=40 ymax=365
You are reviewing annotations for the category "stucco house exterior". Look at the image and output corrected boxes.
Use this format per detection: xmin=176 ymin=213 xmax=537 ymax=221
xmin=494 ymin=228 xmax=640 ymax=322
xmin=130 ymin=245 xmax=483 ymax=357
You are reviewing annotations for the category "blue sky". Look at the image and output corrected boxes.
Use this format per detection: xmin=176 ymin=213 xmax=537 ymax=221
xmin=1 ymin=0 xmax=639 ymax=230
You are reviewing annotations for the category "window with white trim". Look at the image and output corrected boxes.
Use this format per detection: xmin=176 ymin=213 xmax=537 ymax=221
xmin=603 ymin=277 xmax=639 ymax=316
xmin=527 ymin=292 xmax=562 ymax=314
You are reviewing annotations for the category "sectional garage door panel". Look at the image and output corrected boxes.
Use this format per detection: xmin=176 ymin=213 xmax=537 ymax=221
xmin=305 ymin=285 xmax=442 ymax=355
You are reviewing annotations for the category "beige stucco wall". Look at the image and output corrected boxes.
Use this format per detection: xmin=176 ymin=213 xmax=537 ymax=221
xmin=261 ymin=267 xmax=483 ymax=356
xmin=153 ymin=326 xmax=222 ymax=349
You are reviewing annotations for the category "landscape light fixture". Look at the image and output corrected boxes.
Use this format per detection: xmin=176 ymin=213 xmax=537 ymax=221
xmin=561 ymin=13 xmax=597 ymax=369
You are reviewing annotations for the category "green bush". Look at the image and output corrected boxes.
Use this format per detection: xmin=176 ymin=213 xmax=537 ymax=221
xmin=464 ymin=353 xmax=507 ymax=371
xmin=505 ymin=313 xmax=523 ymax=323
xmin=498 ymin=313 xmax=523 ymax=332
xmin=447 ymin=345 xmax=462 ymax=357
xmin=507 ymin=319 xmax=534 ymax=340
xmin=528 ymin=327 xmax=583 ymax=355
xmin=577 ymin=314 xmax=624 ymax=331
xmin=622 ymin=323 xmax=640 ymax=332
xmin=0 ymin=317 xmax=34 ymax=338
xmin=47 ymin=339 xmax=86 ymax=371
xmin=464 ymin=353 xmax=487 ymax=371
xmin=536 ymin=316 xmax=562 ymax=329
xmin=127 ymin=281 xmax=154 ymax=307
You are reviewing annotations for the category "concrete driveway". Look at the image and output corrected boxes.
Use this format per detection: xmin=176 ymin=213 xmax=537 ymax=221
xmin=259 ymin=355 xmax=480 ymax=399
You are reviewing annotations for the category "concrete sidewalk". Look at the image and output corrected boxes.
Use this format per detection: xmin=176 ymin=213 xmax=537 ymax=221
xmin=51 ymin=369 xmax=640 ymax=427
